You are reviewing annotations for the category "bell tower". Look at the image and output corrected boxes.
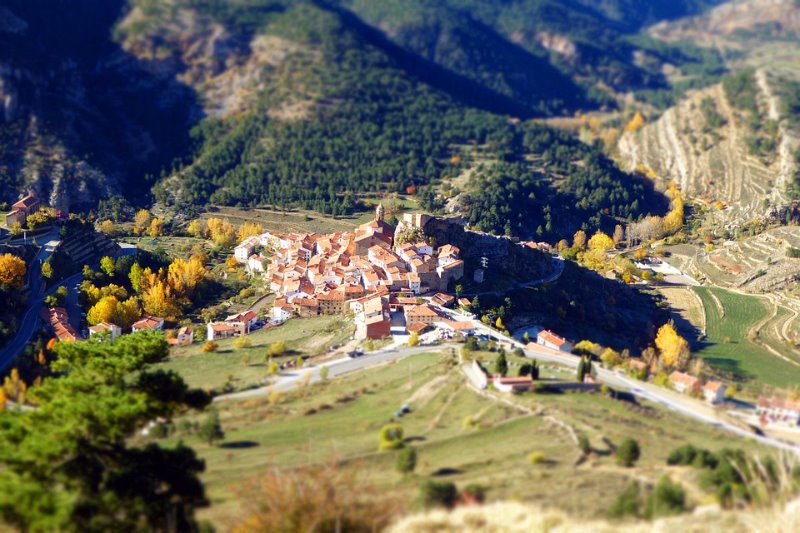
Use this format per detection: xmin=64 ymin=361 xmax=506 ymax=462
xmin=375 ymin=201 xmax=385 ymax=222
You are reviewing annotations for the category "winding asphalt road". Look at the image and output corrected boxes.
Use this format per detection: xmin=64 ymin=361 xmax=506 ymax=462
xmin=215 ymin=345 xmax=441 ymax=402
xmin=0 ymin=238 xmax=138 ymax=373
xmin=459 ymin=316 xmax=800 ymax=455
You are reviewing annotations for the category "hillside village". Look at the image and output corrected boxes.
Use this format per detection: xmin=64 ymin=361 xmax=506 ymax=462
xmin=213 ymin=205 xmax=469 ymax=341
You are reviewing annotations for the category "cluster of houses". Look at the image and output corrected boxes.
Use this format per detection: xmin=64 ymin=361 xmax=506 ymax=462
xmin=41 ymin=307 xmax=80 ymax=342
xmin=756 ymin=397 xmax=800 ymax=427
xmin=41 ymin=304 xmax=170 ymax=344
xmin=668 ymin=371 xmax=728 ymax=404
xmin=232 ymin=206 xmax=466 ymax=340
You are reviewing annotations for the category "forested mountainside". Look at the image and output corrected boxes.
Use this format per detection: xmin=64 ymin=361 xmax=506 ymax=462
xmin=0 ymin=0 xmax=198 ymax=212
xmin=0 ymin=0 xmax=724 ymax=236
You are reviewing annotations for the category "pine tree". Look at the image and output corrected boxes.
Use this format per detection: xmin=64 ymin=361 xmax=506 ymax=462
xmin=495 ymin=351 xmax=508 ymax=377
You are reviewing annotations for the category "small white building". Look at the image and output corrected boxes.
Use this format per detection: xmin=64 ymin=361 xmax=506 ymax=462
xmin=471 ymin=359 xmax=489 ymax=390
xmin=669 ymin=371 xmax=701 ymax=395
xmin=272 ymin=304 xmax=292 ymax=324
xmin=493 ymin=375 xmax=533 ymax=394
xmin=234 ymin=236 xmax=259 ymax=263
xmin=536 ymin=330 xmax=572 ymax=352
xmin=703 ymin=380 xmax=727 ymax=404
xmin=176 ymin=326 xmax=194 ymax=345
xmin=88 ymin=322 xmax=122 ymax=341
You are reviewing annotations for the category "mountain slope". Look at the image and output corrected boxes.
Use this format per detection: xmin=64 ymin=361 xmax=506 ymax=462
xmin=0 ymin=0 xmax=199 ymax=211
xmin=0 ymin=0 xmax=724 ymax=222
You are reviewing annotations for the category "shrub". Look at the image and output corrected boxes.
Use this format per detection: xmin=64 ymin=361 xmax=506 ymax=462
xmin=617 ymin=438 xmax=641 ymax=467
xmin=644 ymin=476 xmax=687 ymax=519
xmin=667 ymin=444 xmax=698 ymax=466
xmin=233 ymin=336 xmax=251 ymax=349
xmin=202 ymin=341 xmax=218 ymax=353
xmin=419 ymin=480 xmax=457 ymax=509
xmin=396 ymin=446 xmax=417 ymax=474
xmin=608 ymin=482 xmax=641 ymax=518
xmin=578 ymin=434 xmax=591 ymax=455
xmin=198 ymin=411 xmax=225 ymax=446
xmin=528 ymin=451 xmax=545 ymax=465
xmin=378 ymin=424 xmax=404 ymax=451
xmin=462 ymin=484 xmax=486 ymax=503
xmin=267 ymin=341 xmax=286 ymax=357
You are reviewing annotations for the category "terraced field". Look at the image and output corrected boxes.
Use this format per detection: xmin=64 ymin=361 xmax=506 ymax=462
xmin=618 ymin=80 xmax=786 ymax=225
xmin=692 ymin=286 xmax=800 ymax=389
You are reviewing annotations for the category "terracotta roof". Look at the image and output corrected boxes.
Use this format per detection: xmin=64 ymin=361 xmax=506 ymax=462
xmin=12 ymin=193 xmax=38 ymax=209
xmin=405 ymin=304 xmax=440 ymax=318
xmin=225 ymin=310 xmax=257 ymax=323
xmin=318 ymin=291 xmax=345 ymax=301
xmin=669 ymin=371 xmax=701 ymax=387
xmin=132 ymin=315 xmax=164 ymax=330
xmin=757 ymin=397 xmax=800 ymax=412
xmin=442 ymin=320 xmax=474 ymax=331
xmin=89 ymin=322 xmax=118 ymax=333
xmin=406 ymin=322 xmax=431 ymax=333
xmin=210 ymin=322 xmax=238 ymax=332
xmin=494 ymin=376 xmax=533 ymax=385
xmin=431 ymin=293 xmax=455 ymax=305
xmin=703 ymin=380 xmax=726 ymax=393
xmin=538 ymin=330 xmax=568 ymax=347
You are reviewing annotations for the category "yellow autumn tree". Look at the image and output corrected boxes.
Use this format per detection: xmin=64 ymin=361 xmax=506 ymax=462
xmin=148 ymin=217 xmax=164 ymax=238
xmin=116 ymin=297 xmax=142 ymax=329
xmin=613 ymin=224 xmax=625 ymax=246
xmin=133 ymin=209 xmax=152 ymax=235
xmin=141 ymin=278 xmax=180 ymax=318
xmin=237 ymin=222 xmax=264 ymax=242
xmin=167 ymin=256 xmax=206 ymax=299
xmin=187 ymin=219 xmax=208 ymax=239
xmin=655 ymin=323 xmax=690 ymax=370
xmin=572 ymin=230 xmax=587 ymax=250
xmin=98 ymin=219 xmax=115 ymax=235
xmin=207 ymin=218 xmax=237 ymax=248
xmin=0 ymin=253 xmax=27 ymax=289
xmin=588 ymin=231 xmax=614 ymax=253
xmin=624 ymin=111 xmax=646 ymax=133
xmin=87 ymin=295 xmax=121 ymax=326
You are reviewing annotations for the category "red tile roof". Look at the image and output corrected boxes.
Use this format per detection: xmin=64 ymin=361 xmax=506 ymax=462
xmin=538 ymin=330 xmax=568 ymax=347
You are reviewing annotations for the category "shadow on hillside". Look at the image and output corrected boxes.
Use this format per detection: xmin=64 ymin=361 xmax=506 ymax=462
xmin=220 ymin=440 xmax=259 ymax=449
xmin=0 ymin=0 xmax=205 ymax=207
xmin=314 ymin=0 xmax=554 ymax=118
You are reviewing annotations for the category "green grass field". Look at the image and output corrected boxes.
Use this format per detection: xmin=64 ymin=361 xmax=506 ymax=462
xmin=157 ymin=316 xmax=354 ymax=392
xmin=692 ymin=287 xmax=800 ymax=389
xmin=155 ymin=349 xmax=770 ymax=528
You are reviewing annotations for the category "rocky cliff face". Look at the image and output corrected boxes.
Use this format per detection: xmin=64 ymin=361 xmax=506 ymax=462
xmin=422 ymin=217 xmax=553 ymax=279
xmin=0 ymin=0 xmax=199 ymax=211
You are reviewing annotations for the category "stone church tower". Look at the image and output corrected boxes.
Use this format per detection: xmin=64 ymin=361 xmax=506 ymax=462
xmin=375 ymin=201 xmax=385 ymax=222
